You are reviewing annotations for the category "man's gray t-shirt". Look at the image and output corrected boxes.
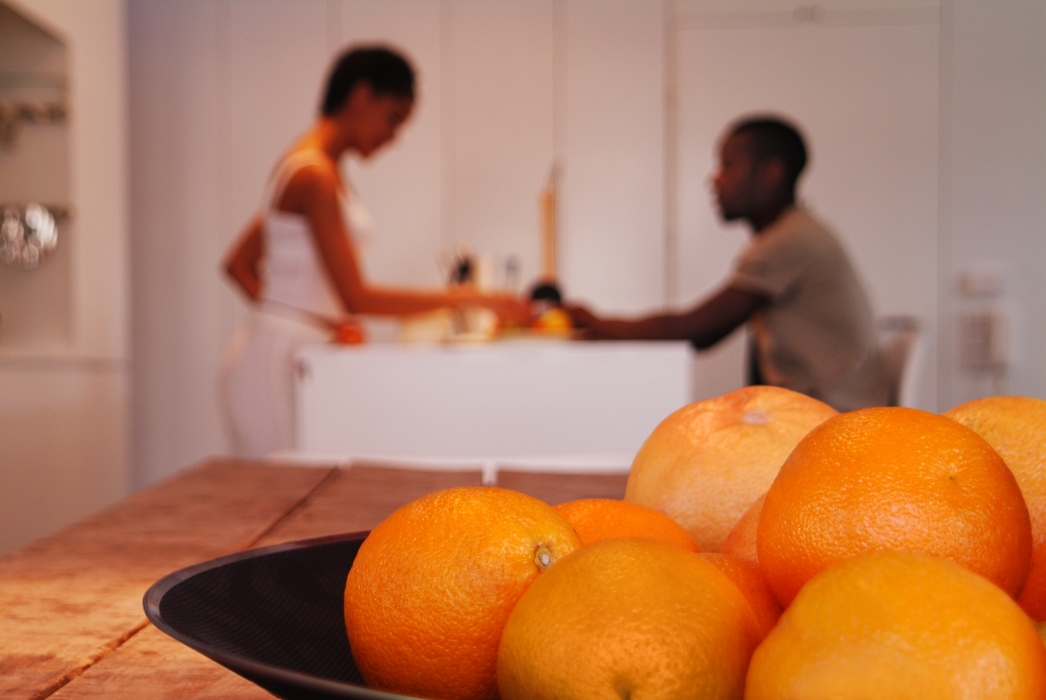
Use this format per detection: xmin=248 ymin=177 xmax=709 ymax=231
xmin=729 ymin=207 xmax=889 ymax=411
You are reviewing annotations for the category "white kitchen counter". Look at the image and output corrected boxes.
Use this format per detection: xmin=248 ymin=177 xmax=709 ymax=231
xmin=292 ymin=339 xmax=694 ymax=471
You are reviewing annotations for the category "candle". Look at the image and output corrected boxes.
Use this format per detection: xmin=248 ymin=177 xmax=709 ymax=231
xmin=540 ymin=164 xmax=557 ymax=281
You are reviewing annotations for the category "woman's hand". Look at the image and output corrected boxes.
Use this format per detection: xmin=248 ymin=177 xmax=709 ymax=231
xmin=223 ymin=216 xmax=265 ymax=302
xmin=483 ymin=293 xmax=533 ymax=328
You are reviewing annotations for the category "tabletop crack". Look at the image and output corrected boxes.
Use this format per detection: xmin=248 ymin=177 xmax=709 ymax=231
xmin=29 ymin=619 xmax=150 ymax=700
xmin=241 ymin=466 xmax=342 ymax=548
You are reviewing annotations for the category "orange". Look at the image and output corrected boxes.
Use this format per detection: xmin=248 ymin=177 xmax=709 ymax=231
xmin=721 ymin=491 xmax=765 ymax=563
xmin=625 ymin=386 xmax=836 ymax=552
xmin=531 ymin=306 xmax=573 ymax=331
xmin=1018 ymin=541 xmax=1046 ymax=623
xmin=702 ymin=552 xmax=782 ymax=639
xmin=331 ymin=319 xmax=365 ymax=344
xmin=746 ymin=550 xmax=1046 ymax=699
xmin=343 ymin=486 xmax=580 ymax=700
xmin=554 ymin=498 xmax=698 ymax=551
xmin=497 ymin=538 xmax=760 ymax=700
xmin=757 ymin=406 xmax=1032 ymax=606
xmin=945 ymin=396 xmax=1046 ymax=620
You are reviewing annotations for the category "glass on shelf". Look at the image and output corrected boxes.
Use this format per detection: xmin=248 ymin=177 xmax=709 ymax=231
xmin=0 ymin=203 xmax=61 ymax=270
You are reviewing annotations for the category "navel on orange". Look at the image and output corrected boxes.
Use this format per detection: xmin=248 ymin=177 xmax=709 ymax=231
xmin=626 ymin=385 xmax=836 ymax=551
xmin=497 ymin=538 xmax=760 ymax=700
xmin=746 ymin=550 xmax=1046 ymax=699
xmin=945 ymin=396 xmax=1046 ymax=620
xmin=757 ymin=406 xmax=1032 ymax=606
xmin=554 ymin=497 xmax=698 ymax=550
xmin=344 ymin=486 xmax=580 ymax=700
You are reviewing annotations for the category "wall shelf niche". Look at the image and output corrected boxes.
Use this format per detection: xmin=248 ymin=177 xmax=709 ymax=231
xmin=0 ymin=1 xmax=71 ymax=353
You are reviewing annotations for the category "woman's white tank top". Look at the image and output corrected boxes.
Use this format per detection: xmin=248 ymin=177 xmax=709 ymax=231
xmin=259 ymin=150 xmax=373 ymax=320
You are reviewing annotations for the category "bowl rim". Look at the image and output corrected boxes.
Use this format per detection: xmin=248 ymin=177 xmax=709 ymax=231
xmin=142 ymin=530 xmax=420 ymax=700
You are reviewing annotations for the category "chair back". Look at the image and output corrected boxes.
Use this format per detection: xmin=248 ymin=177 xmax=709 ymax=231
xmin=877 ymin=315 xmax=921 ymax=407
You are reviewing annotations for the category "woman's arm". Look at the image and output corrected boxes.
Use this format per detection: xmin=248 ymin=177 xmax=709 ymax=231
xmin=565 ymin=286 xmax=768 ymax=348
xmin=281 ymin=161 xmax=530 ymax=324
xmin=223 ymin=215 xmax=265 ymax=302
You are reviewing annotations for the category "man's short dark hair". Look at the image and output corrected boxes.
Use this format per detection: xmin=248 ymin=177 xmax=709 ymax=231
xmin=321 ymin=46 xmax=415 ymax=116
xmin=730 ymin=117 xmax=808 ymax=189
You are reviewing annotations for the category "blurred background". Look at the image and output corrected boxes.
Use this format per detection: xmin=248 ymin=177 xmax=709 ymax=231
xmin=1 ymin=0 xmax=1043 ymax=554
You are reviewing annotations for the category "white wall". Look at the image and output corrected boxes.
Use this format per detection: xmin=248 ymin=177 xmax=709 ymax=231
xmin=941 ymin=0 xmax=1046 ymax=408
xmin=560 ymin=0 xmax=666 ymax=312
xmin=127 ymin=0 xmax=1046 ymax=487
xmin=129 ymin=0 xmax=231 ymax=491
xmin=0 ymin=0 xmax=129 ymax=554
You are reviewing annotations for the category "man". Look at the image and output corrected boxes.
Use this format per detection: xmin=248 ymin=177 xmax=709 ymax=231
xmin=566 ymin=116 xmax=889 ymax=411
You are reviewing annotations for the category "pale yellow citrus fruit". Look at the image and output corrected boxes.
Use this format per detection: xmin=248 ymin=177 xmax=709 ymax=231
xmin=626 ymin=386 xmax=836 ymax=552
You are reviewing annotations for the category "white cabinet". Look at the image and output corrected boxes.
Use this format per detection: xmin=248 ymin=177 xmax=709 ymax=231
xmin=293 ymin=340 xmax=693 ymax=466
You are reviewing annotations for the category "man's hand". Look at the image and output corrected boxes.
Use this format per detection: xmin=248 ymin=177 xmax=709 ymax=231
xmin=563 ymin=303 xmax=598 ymax=329
xmin=562 ymin=303 xmax=613 ymax=340
xmin=562 ymin=286 xmax=765 ymax=344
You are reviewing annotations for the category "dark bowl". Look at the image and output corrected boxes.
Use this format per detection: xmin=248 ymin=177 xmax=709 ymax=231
xmin=143 ymin=532 xmax=419 ymax=700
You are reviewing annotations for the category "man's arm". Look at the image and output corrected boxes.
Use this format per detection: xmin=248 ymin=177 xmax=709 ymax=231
xmin=564 ymin=285 xmax=768 ymax=348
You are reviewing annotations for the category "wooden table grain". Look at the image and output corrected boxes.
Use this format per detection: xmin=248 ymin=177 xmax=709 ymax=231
xmin=0 ymin=458 xmax=626 ymax=699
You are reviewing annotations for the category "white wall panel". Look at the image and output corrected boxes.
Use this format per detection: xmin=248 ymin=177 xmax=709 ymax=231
xmin=448 ymin=0 xmax=554 ymax=290
xmin=129 ymin=0 xmax=224 ymax=485
xmin=63 ymin=1 xmax=130 ymax=360
xmin=0 ymin=365 xmax=127 ymax=554
xmin=222 ymin=0 xmax=331 ymax=244
xmin=559 ymin=0 xmax=665 ymax=313
xmin=943 ymin=0 xmax=1046 ymax=407
xmin=337 ymin=0 xmax=444 ymax=288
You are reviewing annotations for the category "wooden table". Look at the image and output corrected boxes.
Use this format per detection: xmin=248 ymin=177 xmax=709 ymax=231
xmin=0 ymin=459 xmax=627 ymax=699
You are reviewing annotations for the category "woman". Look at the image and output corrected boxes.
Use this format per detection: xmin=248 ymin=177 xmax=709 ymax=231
xmin=220 ymin=45 xmax=529 ymax=458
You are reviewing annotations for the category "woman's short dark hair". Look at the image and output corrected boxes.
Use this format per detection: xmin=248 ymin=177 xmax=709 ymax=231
xmin=730 ymin=116 xmax=808 ymax=189
xmin=321 ymin=46 xmax=416 ymax=115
